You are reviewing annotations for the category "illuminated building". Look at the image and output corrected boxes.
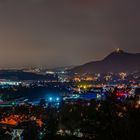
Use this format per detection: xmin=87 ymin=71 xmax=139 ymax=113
xmin=119 ymin=72 xmax=127 ymax=80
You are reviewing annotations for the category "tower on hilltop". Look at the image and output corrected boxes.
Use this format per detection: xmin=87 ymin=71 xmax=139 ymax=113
xmin=115 ymin=48 xmax=124 ymax=53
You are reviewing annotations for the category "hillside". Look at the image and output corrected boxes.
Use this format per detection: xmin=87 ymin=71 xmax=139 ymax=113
xmin=70 ymin=49 xmax=140 ymax=74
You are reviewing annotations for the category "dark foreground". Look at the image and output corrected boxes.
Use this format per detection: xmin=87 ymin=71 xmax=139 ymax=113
xmin=0 ymin=95 xmax=140 ymax=140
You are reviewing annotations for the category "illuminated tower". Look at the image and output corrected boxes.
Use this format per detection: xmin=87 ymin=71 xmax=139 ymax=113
xmin=116 ymin=48 xmax=120 ymax=53
xmin=115 ymin=48 xmax=124 ymax=53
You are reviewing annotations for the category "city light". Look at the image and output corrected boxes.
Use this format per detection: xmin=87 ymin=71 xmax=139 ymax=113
xmin=56 ymin=97 xmax=60 ymax=101
xmin=49 ymin=97 xmax=53 ymax=101
xmin=48 ymin=97 xmax=61 ymax=102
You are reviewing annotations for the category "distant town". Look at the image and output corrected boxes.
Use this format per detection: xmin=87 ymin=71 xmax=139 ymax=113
xmin=0 ymin=50 xmax=139 ymax=140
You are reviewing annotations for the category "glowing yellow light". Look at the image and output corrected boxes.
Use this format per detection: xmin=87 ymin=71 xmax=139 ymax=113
xmin=83 ymin=85 xmax=87 ymax=89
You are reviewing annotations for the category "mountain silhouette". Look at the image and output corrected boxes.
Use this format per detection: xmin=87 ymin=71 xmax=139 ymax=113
xmin=70 ymin=49 xmax=140 ymax=74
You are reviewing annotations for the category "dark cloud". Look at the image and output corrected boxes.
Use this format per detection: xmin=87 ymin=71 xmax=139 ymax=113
xmin=0 ymin=0 xmax=139 ymax=67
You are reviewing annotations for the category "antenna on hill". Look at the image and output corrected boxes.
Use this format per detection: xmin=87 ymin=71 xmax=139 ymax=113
xmin=115 ymin=48 xmax=124 ymax=53
xmin=116 ymin=48 xmax=120 ymax=53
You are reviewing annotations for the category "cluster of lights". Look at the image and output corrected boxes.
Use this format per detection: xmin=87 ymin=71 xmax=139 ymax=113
xmin=48 ymin=97 xmax=60 ymax=102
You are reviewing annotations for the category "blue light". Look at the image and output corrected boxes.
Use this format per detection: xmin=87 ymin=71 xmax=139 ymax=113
xmin=56 ymin=97 xmax=60 ymax=101
xmin=49 ymin=97 xmax=53 ymax=101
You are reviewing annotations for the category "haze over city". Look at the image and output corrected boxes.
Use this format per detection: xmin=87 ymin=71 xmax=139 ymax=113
xmin=0 ymin=0 xmax=140 ymax=68
xmin=0 ymin=1 xmax=140 ymax=140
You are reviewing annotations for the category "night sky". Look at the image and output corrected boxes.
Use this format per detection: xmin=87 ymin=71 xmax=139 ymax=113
xmin=0 ymin=0 xmax=140 ymax=68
